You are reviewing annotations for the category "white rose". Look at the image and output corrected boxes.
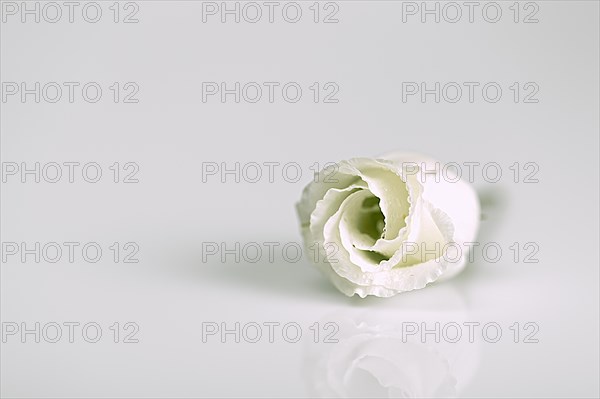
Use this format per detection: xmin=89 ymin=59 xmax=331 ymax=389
xmin=296 ymin=152 xmax=480 ymax=298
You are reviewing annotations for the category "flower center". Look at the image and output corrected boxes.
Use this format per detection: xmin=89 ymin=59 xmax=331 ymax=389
xmin=356 ymin=196 xmax=386 ymax=241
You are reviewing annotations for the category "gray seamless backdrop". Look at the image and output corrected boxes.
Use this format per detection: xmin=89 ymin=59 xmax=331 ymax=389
xmin=1 ymin=0 xmax=599 ymax=397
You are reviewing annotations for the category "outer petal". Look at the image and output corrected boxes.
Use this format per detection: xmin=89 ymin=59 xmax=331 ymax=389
xmin=378 ymin=152 xmax=480 ymax=280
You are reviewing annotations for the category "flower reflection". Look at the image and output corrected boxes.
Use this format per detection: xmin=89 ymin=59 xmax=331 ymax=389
xmin=305 ymin=290 xmax=480 ymax=398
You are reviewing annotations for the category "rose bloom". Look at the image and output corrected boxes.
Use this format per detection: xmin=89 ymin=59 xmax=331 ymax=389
xmin=296 ymin=152 xmax=480 ymax=298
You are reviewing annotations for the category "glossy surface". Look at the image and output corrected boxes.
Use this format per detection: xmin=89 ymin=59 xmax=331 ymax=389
xmin=1 ymin=1 xmax=598 ymax=397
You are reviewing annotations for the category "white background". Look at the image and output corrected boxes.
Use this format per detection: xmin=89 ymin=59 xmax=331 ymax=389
xmin=1 ymin=0 xmax=599 ymax=397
